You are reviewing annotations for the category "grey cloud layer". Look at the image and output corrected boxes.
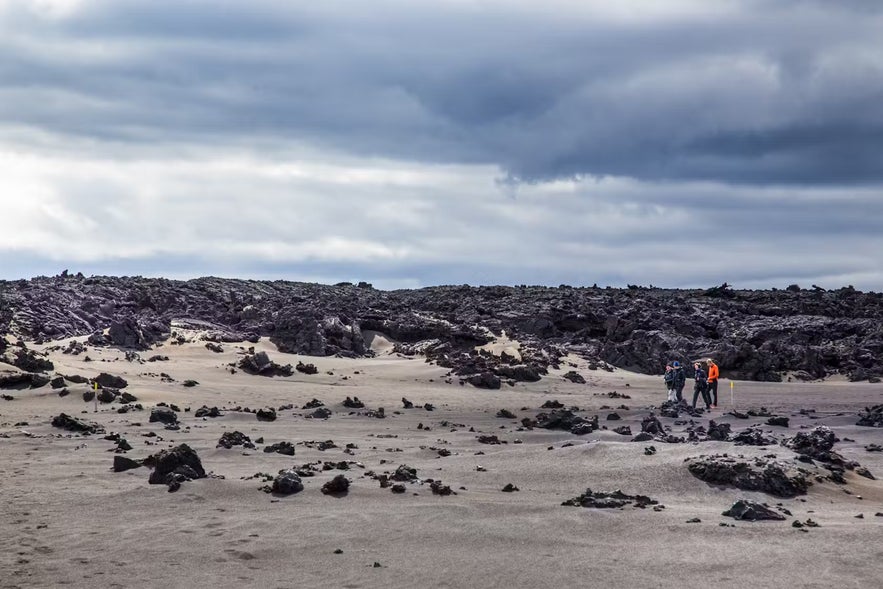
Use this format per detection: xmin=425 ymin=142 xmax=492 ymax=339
xmin=2 ymin=1 xmax=882 ymax=290
xmin=3 ymin=0 xmax=883 ymax=184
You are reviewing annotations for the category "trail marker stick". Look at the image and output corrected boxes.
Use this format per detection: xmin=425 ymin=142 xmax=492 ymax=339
xmin=730 ymin=380 xmax=735 ymax=411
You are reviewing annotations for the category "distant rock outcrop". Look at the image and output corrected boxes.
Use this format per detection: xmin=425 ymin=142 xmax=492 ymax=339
xmin=3 ymin=276 xmax=882 ymax=383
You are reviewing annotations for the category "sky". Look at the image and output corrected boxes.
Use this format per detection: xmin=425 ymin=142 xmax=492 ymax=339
xmin=1 ymin=0 xmax=882 ymax=290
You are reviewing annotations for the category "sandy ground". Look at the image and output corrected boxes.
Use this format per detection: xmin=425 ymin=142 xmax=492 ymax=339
xmin=1 ymin=335 xmax=882 ymax=589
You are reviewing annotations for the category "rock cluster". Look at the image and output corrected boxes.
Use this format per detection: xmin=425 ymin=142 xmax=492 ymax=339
xmin=143 ymin=444 xmax=206 ymax=492
xmin=686 ymin=455 xmax=810 ymax=498
xmin=857 ymin=405 xmax=883 ymax=428
xmin=237 ymin=351 xmax=293 ymax=376
xmin=51 ymin=413 xmax=104 ymax=434
xmin=722 ymin=499 xmax=787 ymax=521
xmin=562 ymin=488 xmax=659 ymax=509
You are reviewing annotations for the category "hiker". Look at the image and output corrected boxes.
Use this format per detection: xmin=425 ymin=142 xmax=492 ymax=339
xmin=663 ymin=364 xmax=676 ymax=402
xmin=672 ymin=361 xmax=686 ymax=403
xmin=706 ymin=358 xmax=720 ymax=408
xmin=692 ymin=361 xmax=711 ymax=410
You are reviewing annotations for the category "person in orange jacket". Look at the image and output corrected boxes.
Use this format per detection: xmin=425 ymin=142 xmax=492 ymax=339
xmin=706 ymin=359 xmax=720 ymax=408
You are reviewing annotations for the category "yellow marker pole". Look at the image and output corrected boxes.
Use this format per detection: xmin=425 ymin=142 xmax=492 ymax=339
xmin=93 ymin=382 xmax=98 ymax=413
xmin=730 ymin=380 xmax=735 ymax=411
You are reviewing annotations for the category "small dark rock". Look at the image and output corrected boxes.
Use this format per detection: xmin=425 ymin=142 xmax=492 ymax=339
xmin=321 ymin=474 xmax=350 ymax=496
xmin=722 ymin=500 xmax=786 ymax=521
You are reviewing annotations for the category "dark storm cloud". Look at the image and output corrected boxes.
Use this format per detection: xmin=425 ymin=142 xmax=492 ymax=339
xmin=2 ymin=0 xmax=882 ymax=184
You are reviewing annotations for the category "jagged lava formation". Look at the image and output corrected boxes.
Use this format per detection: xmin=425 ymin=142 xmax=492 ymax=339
xmin=1 ymin=275 xmax=881 ymax=383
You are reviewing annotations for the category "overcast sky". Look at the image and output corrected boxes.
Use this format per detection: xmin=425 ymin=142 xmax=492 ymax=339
xmin=1 ymin=0 xmax=881 ymax=290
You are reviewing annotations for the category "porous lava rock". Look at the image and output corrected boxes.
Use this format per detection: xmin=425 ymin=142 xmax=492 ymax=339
xmin=270 ymin=469 xmax=304 ymax=495
xmin=149 ymin=406 xmax=178 ymax=425
xmin=722 ymin=500 xmax=786 ymax=521
xmin=93 ymin=373 xmax=128 ymax=389
xmin=263 ymin=441 xmax=295 ymax=456
xmin=782 ymin=426 xmax=837 ymax=461
xmin=217 ymin=431 xmax=256 ymax=450
xmin=562 ymin=489 xmax=659 ymax=509
xmin=144 ymin=444 xmax=206 ymax=490
xmin=392 ymin=465 xmax=418 ymax=482
xmin=321 ymin=474 xmax=350 ymax=496
xmin=238 ymin=351 xmax=294 ymax=377
xmin=686 ymin=455 xmax=810 ymax=497
xmin=195 ymin=405 xmax=222 ymax=418
xmin=113 ymin=456 xmax=142 ymax=472
xmin=534 ymin=409 xmax=598 ymax=435
xmin=857 ymin=405 xmax=883 ymax=428
xmin=641 ymin=414 xmax=665 ymax=435
xmin=563 ymin=371 xmax=586 ymax=384
xmin=256 ymin=408 xmax=277 ymax=422
xmin=51 ymin=413 xmax=104 ymax=434
xmin=5 ymin=277 xmax=883 ymax=383
xmin=707 ymin=420 xmax=732 ymax=441
xmin=732 ymin=427 xmax=778 ymax=446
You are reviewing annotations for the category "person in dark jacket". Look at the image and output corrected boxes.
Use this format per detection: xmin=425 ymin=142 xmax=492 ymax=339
xmin=663 ymin=364 xmax=675 ymax=402
xmin=672 ymin=361 xmax=686 ymax=403
xmin=692 ymin=361 xmax=711 ymax=410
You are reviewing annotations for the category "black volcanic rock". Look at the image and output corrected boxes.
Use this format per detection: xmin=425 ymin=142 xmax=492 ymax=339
xmin=722 ymin=500 xmax=786 ymax=521
xmin=263 ymin=441 xmax=295 ymax=456
xmin=309 ymin=407 xmax=332 ymax=419
xmin=562 ymin=488 xmax=658 ymax=509
xmin=271 ymin=469 xmax=304 ymax=495
xmin=707 ymin=420 xmax=732 ymax=441
xmin=93 ymin=373 xmax=128 ymax=389
xmin=732 ymin=427 xmax=778 ymax=446
xmin=535 ymin=409 xmax=598 ymax=435
xmin=149 ymin=406 xmax=178 ymax=425
xmin=857 ymin=405 xmax=883 ymax=428
xmin=239 ymin=351 xmax=294 ymax=377
xmin=51 ymin=413 xmax=103 ymax=434
xmin=468 ymin=372 xmax=501 ymax=389
xmin=321 ymin=474 xmax=350 ymax=496
xmin=144 ymin=444 xmax=206 ymax=488
xmin=641 ymin=414 xmax=665 ymax=435
xmin=767 ymin=416 xmax=789 ymax=427
xmin=256 ymin=408 xmax=277 ymax=422
xmin=3 ymin=277 xmax=883 ymax=383
xmin=782 ymin=426 xmax=837 ymax=461
xmin=686 ymin=455 xmax=810 ymax=498
xmin=562 ymin=371 xmax=586 ymax=384
xmin=296 ymin=361 xmax=318 ymax=375
xmin=195 ymin=405 xmax=222 ymax=418
xmin=7 ymin=348 xmax=54 ymax=373
xmin=113 ymin=456 xmax=142 ymax=472
xmin=218 ymin=431 xmax=255 ymax=449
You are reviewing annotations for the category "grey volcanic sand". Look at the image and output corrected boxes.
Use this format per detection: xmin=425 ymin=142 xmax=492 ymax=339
xmin=1 ymin=336 xmax=881 ymax=589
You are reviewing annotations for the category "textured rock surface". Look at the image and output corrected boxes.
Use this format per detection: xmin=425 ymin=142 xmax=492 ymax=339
xmin=2 ymin=276 xmax=883 ymax=381
xmin=686 ymin=455 xmax=810 ymax=497
xmin=722 ymin=499 xmax=787 ymax=521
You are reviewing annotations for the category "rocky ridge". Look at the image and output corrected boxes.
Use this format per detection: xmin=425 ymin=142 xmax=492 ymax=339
xmin=2 ymin=275 xmax=882 ymax=382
